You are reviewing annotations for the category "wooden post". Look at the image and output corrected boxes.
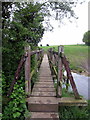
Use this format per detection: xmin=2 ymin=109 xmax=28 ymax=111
xmin=36 ymin=49 xmax=39 ymax=72
xmin=40 ymin=48 xmax=43 ymax=65
xmin=37 ymin=48 xmax=40 ymax=61
xmin=57 ymin=46 xmax=64 ymax=97
xmin=66 ymin=74 xmax=69 ymax=91
xmin=41 ymin=48 xmax=44 ymax=61
xmin=54 ymin=54 xmax=58 ymax=67
xmin=50 ymin=48 xmax=53 ymax=75
xmin=25 ymin=46 xmax=31 ymax=96
xmin=50 ymin=48 xmax=53 ymax=61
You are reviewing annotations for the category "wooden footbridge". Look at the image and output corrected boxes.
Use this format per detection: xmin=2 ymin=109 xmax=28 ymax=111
xmin=27 ymin=54 xmax=59 ymax=119
xmin=7 ymin=45 xmax=87 ymax=120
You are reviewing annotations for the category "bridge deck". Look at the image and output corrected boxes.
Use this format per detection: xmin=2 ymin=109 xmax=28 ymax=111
xmin=27 ymin=54 xmax=59 ymax=119
xmin=27 ymin=54 xmax=87 ymax=120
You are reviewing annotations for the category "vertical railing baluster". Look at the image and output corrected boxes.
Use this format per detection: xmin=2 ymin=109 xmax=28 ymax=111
xmin=66 ymin=73 xmax=69 ymax=91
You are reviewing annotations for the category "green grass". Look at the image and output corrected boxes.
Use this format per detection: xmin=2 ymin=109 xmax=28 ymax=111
xmin=62 ymin=88 xmax=74 ymax=97
xmin=59 ymin=100 xmax=90 ymax=120
xmin=40 ymin=45 xmax=88 ymax=73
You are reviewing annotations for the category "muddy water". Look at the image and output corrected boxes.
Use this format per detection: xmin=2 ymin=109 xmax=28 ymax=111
xmin=64 ymin=72 xmax=90 ymax=100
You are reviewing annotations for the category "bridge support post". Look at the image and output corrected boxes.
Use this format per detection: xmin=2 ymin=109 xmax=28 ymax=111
xmin=57 ymin=46 xmax=64 ymax=97
xmin=49 ymin=48 xmax=53 ymax=75
xmin=25 ymin=46 xmax=31 ymax=96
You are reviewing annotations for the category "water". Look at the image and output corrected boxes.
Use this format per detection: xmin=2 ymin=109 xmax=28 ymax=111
xmin=64 ymin=71 xmax=90 ymax=100
xmin=72 ymin=72 xmax=90 ymax=100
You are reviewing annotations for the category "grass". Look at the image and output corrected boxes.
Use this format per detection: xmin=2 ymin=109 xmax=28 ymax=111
xmin=59 ymin=100 xmax=90 ymax=120
xmin=62 ymin=88 xmax=74 ymax=97
xmin=40 ymin=44 xmax=88 ymax=73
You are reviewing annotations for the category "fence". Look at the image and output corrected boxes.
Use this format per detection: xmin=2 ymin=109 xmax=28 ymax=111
xmin=7 ymin=46 xmax=44 ymax=96
xmin=48 ymin=46 xmax=80 ymax=99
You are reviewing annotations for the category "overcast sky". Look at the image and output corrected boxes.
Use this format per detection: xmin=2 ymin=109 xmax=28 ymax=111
xmin=38 ymin=1 xmax=89 ymax=46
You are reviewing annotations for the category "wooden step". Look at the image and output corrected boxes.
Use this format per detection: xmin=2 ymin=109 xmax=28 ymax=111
xmin=34 ymin=84 xmax=54 ymax=88
xmin=35 ymin=82 xmax=54 ymax=84
xmin=33 ymin=87 xmax=55 ymax=92
xmin=27 ymin=97 xmax=58 ymax=112
xmin=28 ymin=112 xmax=59 ymax=120
xmin=38 ymin=76 xmax=53 ymax=79
xmin=31 ymin=91 xmax=56 ymax=97
xmin=39 ymin=80 xmax=53 ymax=82
xmin=38 ymin=77 xmax=53 ymax=82
xmin=39 ymin=75 xmax=52 ymax=77
xmin=58 ymin=97 xmax=88 ymax=106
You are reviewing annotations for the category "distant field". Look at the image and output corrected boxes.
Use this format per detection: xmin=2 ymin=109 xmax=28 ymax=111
xmin=40 ymin=45 xmax=88 ymax=74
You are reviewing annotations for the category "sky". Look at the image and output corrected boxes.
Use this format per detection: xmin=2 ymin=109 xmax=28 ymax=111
xmin=38 ymin=1 xmax=89 ymax=46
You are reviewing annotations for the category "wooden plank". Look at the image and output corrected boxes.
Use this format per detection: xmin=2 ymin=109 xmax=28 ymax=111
xmin=31 ymin=91 xmax=56 ymax=97
xmin=58 ymin=97 xmax=87 ymax=106
xmin=35 ymin=82 xmax=53 ymax=84
xmin=25 ymin=46 xmax=31 ymax=95
xmin=34 ymin=84 xmax=54 ymax=88
xmin=30 ymin=112 xmax=59 ymax=119
xmin=27 ymin=97 xmax=59 ymax=112
xmin=57 ymin=46 xmax=63 ymax=97
xmin=33 ymin=87 xmax=55 ymax=92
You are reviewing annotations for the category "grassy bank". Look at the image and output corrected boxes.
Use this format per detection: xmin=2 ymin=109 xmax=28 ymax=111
xmin=41 ymin=45 xmax=88 ymax=74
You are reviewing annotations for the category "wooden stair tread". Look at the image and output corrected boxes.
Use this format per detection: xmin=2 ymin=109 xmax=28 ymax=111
xmin=27 ymin=97 xmax=58 ymax=112
xmin=27 ymin=97 xmax=58 ymax=104
xmin=34 ymin=84 xmax=54 ymax=88
xmin=33 ymin=87 xmax=55 ymax=92
xmin=35 ymin=82 xmax=54 ymax=84
xmin=31 ymin=91 xmax=56 ymax=97
xmin=30 ymin=112 xmax=59 ymax=119
xmin=58 ymin=97 xmax=88 ymax=106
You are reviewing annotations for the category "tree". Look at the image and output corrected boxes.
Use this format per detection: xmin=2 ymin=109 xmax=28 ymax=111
xmin=40 ymin=0 xmax=84 ymax=30
xmin=82 ymin=31 xmax=90 ymax=46
xmin=2 ymin=2 xmax=45 ymax=119
xmin=2 ymin=2 xmax=44 ymax=85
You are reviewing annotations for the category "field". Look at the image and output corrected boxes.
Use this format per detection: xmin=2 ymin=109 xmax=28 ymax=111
xmin=40 ymin=45 xmax=88 ymax=74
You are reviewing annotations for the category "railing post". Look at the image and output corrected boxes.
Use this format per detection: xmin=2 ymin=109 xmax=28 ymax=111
xmin=25 ymin=46 xmax=31 ymax=96
xmin=36 ymin=48 xmax=39 ymax=72
xmin=37 ymin=48 xmax=40 ymax=62
xmin=49 ymin=48 xmax=53 ymax=61
xmin=66 ymin=74 xmax=69 ymax=91
xmin=57 ymin=46 xmax=64 ymax=97
xmin=41 ymin=48 xmax=44 ymax=60
xmin=49 ymin=48 xmax=53 ymax=75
